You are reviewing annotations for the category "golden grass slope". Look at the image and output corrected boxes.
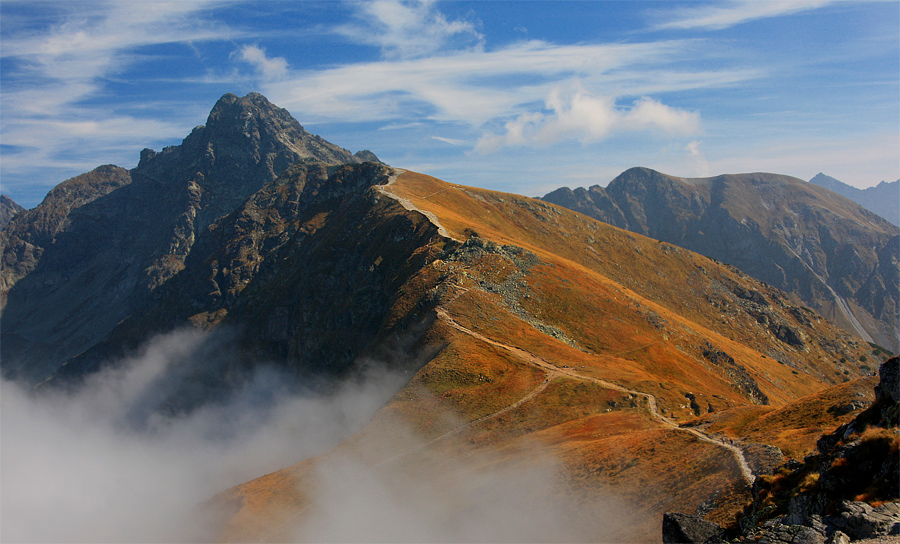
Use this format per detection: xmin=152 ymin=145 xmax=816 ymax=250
xmin=208 ymin=170 xmax=880 ymax=542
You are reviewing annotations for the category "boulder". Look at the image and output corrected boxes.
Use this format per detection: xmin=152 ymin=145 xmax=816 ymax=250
xmin=828 ymin=500 xmax=900 ymax=540
xmin=663 ymin=512 xmax=725 ymax=543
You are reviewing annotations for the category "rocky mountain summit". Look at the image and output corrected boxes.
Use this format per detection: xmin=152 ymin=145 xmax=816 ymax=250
xmin=1 ymin=92 xmax=380 ymax=385
xmin=664 ymin=356 xmax=899 ymax=543
xmin=810 ymin=173 xmax=899 ymax=227
xmin=0 ymin=195 xmax=25 ymax=229
xmin=543 ymin=168 xmax=900 ymax=352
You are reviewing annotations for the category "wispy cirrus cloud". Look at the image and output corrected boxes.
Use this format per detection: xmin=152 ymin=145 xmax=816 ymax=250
xmin=651 ymin=0 xmax=841 ymax=30
xmin=260 ymin=38 xmax=749 ymax=127
xmin=0 ymin=0 xmax=243 ymax=201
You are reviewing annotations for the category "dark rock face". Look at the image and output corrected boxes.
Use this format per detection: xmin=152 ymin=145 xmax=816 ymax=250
xmin=0 ymin=93 xmax=381 ymax=385
xmin=0 ymin=194 xmax=25 ymax=229
xmin=0 ymin=164 xmax=133 ymax=307
xmin=543 ymin=167 xmax=900 ymax=352
xmin=663 ymin=512 xmax=725 ymax=543
xmin=810 ymin=173 xmax=899 ymax=227
xmin=49 ymin=160 xmax=446 ymax=414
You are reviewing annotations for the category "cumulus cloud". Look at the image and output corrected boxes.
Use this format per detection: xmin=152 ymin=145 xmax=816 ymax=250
xmin=475 ymin=82 xmax=700 ymax=153
xmin=237 ymin=44 xmax=289 ymax=80
xmin=337 ymin=0 xmax=484 ymax=59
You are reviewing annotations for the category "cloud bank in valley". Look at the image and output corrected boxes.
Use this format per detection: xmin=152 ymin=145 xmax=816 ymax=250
xmin=1 ymin=327 xmax=632 ymax=542
xmin=0 ymin=329 xmax=407 ymax=542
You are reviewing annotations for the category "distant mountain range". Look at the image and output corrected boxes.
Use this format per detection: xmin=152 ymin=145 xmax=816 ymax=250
xmin=809 ymin=172 xmax=899 ymax=227
xmin=1 ymin=93 xmax=895 ymax=542
xmin=543 ymin=168 xmax=899 ymax=352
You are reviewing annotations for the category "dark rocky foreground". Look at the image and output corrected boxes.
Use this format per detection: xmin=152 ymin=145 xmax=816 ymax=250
xmin=664 ymin=357 xmax=900 ymax=543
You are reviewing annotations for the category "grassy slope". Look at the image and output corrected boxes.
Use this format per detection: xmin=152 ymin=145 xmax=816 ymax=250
xmin=210 ymin=171 xmax=879 ymax=542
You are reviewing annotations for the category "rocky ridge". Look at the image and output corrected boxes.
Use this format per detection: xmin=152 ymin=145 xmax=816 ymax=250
xmin=543 ymin=168 xmax=900 ymax=352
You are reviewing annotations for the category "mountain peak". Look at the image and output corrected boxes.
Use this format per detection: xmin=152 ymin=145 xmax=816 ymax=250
xmin=0 ymin=194 xmax=26 ymax=229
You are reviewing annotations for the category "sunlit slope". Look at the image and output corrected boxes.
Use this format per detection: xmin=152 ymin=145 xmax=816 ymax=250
xmin=211 ymin=170 xmax=877 ymax=542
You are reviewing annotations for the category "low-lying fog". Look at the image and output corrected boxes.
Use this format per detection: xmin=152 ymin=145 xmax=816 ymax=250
xmin=2 ymin=328 xmax=630 ymax=542
xmin=1 ymin=329 xmax=407 ymax=542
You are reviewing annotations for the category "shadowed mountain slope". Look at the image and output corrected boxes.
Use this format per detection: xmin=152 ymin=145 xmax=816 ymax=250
xmin=0 ymin=93 xmax=378 ymax=384
xmin=208 ymin=171 xmax=882 ymax=542
xmin=542 ymin=168 xmax=899 ymax=353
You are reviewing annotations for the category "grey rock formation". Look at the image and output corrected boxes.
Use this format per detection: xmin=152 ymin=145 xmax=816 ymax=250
xmin=830 ymin=501 xmax=900 ymax=540
xmin=543 ymin=167 xmax=900 ymax=351
xmin=663 ymin=512 xmax=725 ymax=543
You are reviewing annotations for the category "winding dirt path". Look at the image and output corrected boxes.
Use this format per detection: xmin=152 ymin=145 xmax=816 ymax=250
xmin=376 ymin=170 xmax=754 ymax=481
xmin=435 ymin=308 xmax=756 ymax=484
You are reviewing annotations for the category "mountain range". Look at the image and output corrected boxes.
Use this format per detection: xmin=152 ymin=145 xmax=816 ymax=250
xmin=809 ymin=172 xmax=899 ymax=227
xmin=1 ymin=93 xmax=896 ymax=542
xmin=542 ymin=169 xmax=899 ymax=353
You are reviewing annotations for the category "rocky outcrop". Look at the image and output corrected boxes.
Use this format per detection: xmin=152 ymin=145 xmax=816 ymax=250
xmin=1 ymin=93 xmax=380 ymax=385
xmin=663 ymin=357 xmax=900 ymax=543
xmin=543 ymin=168 xmax=900 ymax=352
xmin=0 ymin=194 xmax=25 ymax=229
xmin=663 ymin=512 xmax=725 ymax=543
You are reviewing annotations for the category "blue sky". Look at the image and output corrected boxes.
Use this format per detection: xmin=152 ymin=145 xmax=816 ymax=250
xmin=1 ymin=0 xmax=897 ymax=208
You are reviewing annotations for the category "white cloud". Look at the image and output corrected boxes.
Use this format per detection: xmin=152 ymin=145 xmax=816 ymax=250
xmin=432 ymin=136 xmax=466 ymax=145
xmin=337 ymin=0 xmax=484 ymax=59
xmin=1 ymin=0 xmax=238 ymax=114
xmin=685 ymin=140 xmax=711 ymax=177
xmin=237 ymin=44 xmax=289 ymax=80
xmin=260 ymin=39 xmax=742 ymax=128
xmin=0 ymin=329 xmax=408 ymax=542
xmin=653 ymin=0 xmax=840 ymax=30
xmin=474 ymin=82 xmax=700 ymax=154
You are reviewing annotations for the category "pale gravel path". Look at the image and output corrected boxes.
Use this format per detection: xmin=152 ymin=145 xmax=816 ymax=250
xmin=377 ymin=168 xmax=462 ymax=242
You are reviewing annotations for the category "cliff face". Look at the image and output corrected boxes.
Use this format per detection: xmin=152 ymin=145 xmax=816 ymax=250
xmin=0 ymin=93 xmax=381 ymax=385
xmin=543 ymin=168 xmax=900 ymax=352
